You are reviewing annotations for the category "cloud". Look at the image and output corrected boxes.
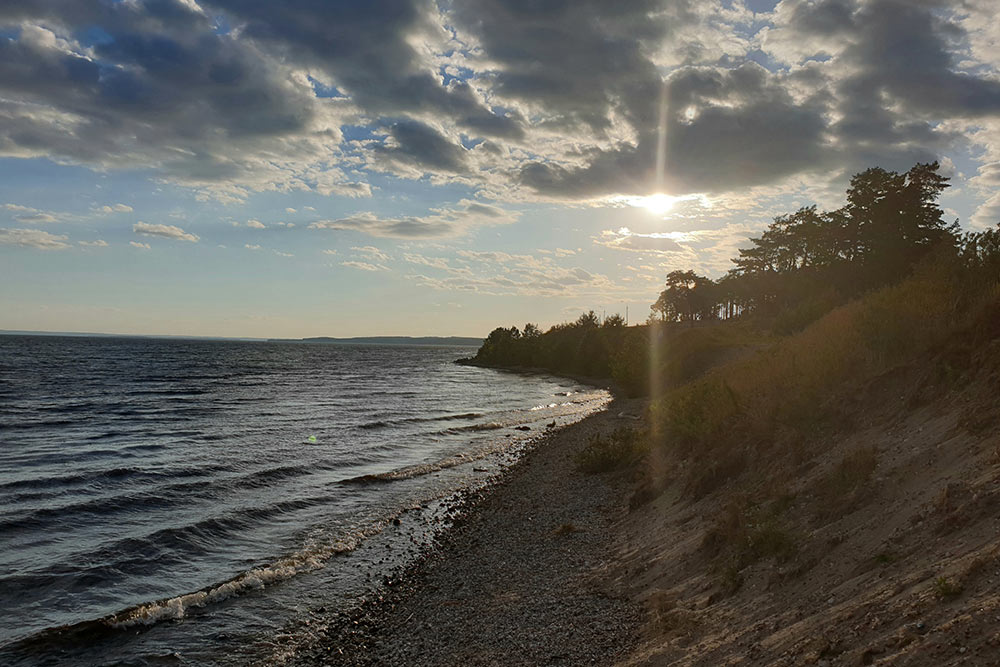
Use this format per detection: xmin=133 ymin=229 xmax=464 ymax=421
xmin=3 ymin=203 xmax=63 ymax=223
xmin=341 ymin=260 xmax=389 ymax=272
xmin=130 ymin=241 xmax=151 ymax=249
xmin=78 ymin=239 xmax=109 ymax=247
xmin=0 ymin=227 xmax=70 ymax=249
xmin=285 ymin=208 xmax=296 ymax=213
xmin=245 ymin=219 xmax=266 ymax=229
xmin=350 ymin=246 xmax=391 ymax=262
xmin=0 ymin=9 xmax=362 ymax=199
xmin=1 ymin=0 xmax=999 ymax=210
xmin=368 ymin=120 xmax=468 ymax=174
xmin=96 ymin=203 xmax=133 ymax=214
xmin=971 ymin=193 xmax=1000 ymax=230
xmin=133 ymin=221 xmax=199 ymax=242
xmin=245 ymin=244 xmax=261 ymax=250
xmin=595 ymin=223 xmax=758 ymax=276
xmin=405 ymin=248 xmax=618 ymax=297
xmin=596 ymin=227 xmax=687 ymax=254
xmin=308 ymin=199 xmax=519 ymax=239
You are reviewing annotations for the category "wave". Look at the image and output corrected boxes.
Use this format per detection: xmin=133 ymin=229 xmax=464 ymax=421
xmin=341 ymin=440 xmax=514 ymax=485
xmin=357 ymin=411 xmax=485 ymax=430
xmin=0 ymin=464 xmax=324 ymax=534
xmin=1 ymin=520 xmax=388 ymax=655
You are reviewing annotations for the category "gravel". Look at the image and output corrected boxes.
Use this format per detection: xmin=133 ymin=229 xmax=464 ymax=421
xmin=285 ymin=398 xmax=643 ymax=666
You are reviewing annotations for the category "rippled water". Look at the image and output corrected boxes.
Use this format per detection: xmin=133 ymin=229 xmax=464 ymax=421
xmin=0 ymin=335 xmax=609 ymax=665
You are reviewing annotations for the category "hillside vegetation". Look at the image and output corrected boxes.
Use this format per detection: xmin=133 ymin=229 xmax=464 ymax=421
xmin=467 ymin=161 xmax=1000 ymax=664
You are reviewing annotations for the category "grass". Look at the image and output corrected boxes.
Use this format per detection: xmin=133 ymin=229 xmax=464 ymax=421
xmin=553 ymin=523 xmax=578 ymax=535
xmin=704 ymin=496 xmax=799 ymax=593
xmin=874 ymin=551 xmax=897 ymax=565
xmin=576 ymin=426 xmax=647 ymax=474
xmin=822 ymin=446 xmax=879 ymax=497
xmin=933 ymin=576 xmax=963 ymax=599
xmin=651 ymin=272 xmax=966 ymax=494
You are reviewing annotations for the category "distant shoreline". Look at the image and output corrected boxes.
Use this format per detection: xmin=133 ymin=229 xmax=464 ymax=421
xmin=268 ymin=335 xmax=483 ymax=346
xmin=0 ymin=330 xmax=483 ymax=346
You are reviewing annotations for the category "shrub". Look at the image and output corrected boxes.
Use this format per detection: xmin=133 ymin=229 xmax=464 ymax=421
xmin=576 ymin=427 xmax=647 ymax=473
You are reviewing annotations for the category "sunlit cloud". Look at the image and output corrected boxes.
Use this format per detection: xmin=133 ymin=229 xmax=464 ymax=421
xmin=133 ymin=222 xmax=199 ymax=243
xmin=342 ymin=260 xmax=389 ymax=272
xmin=0 ymin=227 xmax=70 ymax=250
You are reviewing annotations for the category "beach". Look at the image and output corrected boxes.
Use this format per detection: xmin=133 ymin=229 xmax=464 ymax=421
xmin=285 ymin=395 xmax=647 ymax=666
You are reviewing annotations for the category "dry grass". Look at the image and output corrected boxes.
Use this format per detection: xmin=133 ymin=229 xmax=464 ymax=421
xmin=933 ymin=576 xmax=963 ymax=599
xmin=553 ymin=523 xmax=578 ymax=536
xmin=575 ymin=426 xmax=647 ymax=474
xmin=703 ymin=495 xmax=799 ymax=593
xmin=653 ymin=273 xmax=963 ymax=469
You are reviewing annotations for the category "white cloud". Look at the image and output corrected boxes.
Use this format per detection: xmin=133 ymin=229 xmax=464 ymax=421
xmin=309 ymin=200 xmax=519 ymax=239
xmin=341 ymin=260 xmax=389 ymax=272
xmin=96 ymin=203 xmax=133 ymax=214
xmin=133 ymin=222 xmax=200 ymax=242
xmin=245 ymin=219 xmax=266 ymax=229
xmin=130 ymin=241 xmax=151 ymax=249
xmin=321 ymin=249 xmax=338 ymax=255
xmin=971 ymin=193 xmax=1000 ymax=230
xmin=350 ymin=245 xmax=391 ymax=262
xmin=78 ymin=239 xmax=109 ymax=247
xmin=285 ymin=207 xmax=297 ymax=213
xmin=0 ymin=227 xmax=70 ymax=249
xmin=3 ymin=204 xmax=62 ymax=223
xmin=245 ymin=244 xmax=261 ymax=250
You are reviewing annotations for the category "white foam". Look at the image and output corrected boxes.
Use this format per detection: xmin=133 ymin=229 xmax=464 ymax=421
xmin=109 ymin=536 xmax=365 ymax=629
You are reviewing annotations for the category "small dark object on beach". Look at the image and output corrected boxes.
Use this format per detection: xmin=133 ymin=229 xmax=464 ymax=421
xmin=392 ymin=518 xmax=401 ymax=526
xmin=515 ymin=425 xmax=531 ymax=431
xmin=547 ymin=421 xmax=556 ymax=428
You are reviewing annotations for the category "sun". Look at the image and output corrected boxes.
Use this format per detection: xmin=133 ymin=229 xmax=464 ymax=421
xmin=641 ymin=193 xmax=677 ymax=215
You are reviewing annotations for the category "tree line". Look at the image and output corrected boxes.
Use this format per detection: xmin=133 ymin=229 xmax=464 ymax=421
xmin=651 ymin=162 xmax=997 ymax=329
xmin=467 ymin=161 xmax=1000 ymax=391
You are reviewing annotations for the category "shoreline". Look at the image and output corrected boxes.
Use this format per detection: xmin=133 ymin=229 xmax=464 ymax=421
xmin=282 ymin=394 xmax=646 ymax=666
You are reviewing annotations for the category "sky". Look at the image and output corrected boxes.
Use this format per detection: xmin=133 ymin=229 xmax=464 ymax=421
xmin=2 ymin=0 xmax=1000 ymax=338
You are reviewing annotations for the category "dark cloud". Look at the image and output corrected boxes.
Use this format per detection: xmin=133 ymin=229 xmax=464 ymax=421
xmin=846 ymin=0 xmax=1000 ymax=117
xmin=0 ymin=10 xmax=331 ymax=190
xmin=787 ymin=0 xmax=855 ymax=36
xmin=372 ymin=121 xmax=468 ymax=173
xmin=1 ymin=0 xmax=998 ymax=205
xmin=521 ymin=63 xmax=830 ymax=197
xmin=450 ymin=0 xmax=676 ymax=132
xmin=201 ymin=0 xmax=522 ymax=138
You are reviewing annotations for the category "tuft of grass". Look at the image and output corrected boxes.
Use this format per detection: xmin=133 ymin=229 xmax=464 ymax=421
xmin=824 ymin=446 xmax=879 ymax=497
xmin=553 ymin=523 xmax=577 ymax=536
xmin=814 ymin=446 xmax=879 ymax=522
xmin=576 ymin=426 xmax=647 ymax=473
xmin=874 ymin=551 xmax=897 ymax=565
xmin=704 ymin=495 xmax=799 ymax=592
xmin=933 ymin=576 xmax=963 ymax=599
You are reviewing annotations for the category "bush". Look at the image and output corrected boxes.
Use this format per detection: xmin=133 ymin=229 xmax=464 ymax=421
xmin=576 ymin=427 xmax=647 ymax=473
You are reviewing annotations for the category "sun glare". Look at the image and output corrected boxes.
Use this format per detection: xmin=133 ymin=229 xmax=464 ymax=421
xmin=641 ymin=193 xmax=677 ymax=215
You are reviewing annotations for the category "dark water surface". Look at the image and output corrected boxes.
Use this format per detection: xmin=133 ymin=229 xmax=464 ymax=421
xmin=0 ymin=336 xmax=609 ymax=665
